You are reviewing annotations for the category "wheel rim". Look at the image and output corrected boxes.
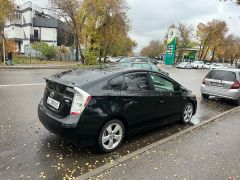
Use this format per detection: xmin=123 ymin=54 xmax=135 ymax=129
xmin=183 ymin=104 xmax=193 ymax=122
xmin=102 ymin=123 xmax=123 ymax=150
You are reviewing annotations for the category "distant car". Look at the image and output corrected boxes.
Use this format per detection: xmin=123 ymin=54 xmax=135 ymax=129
xmin=97 ymin=56 xmax=114 ymax=63
xmin=111 ymin=57 xmax=124 ymax=63
xmin=210 ymin=63 xmax=228 ymax=70
xmin=119 ymin=57 xmax=156 ymax=64
xmin=201 ymin=69 xmax=240 ymax=105
xmin=38 ymin=67 xmax=197 ymax=152
xmin=176 ymin=62 xmax=192 ymax=69
xmin=203 ymin=62 xmax=212 ymax=69
xmin=191 ymin=61 xmax=204 ymax=69
xmin=117 ymin=62 xmax=169 ymax=76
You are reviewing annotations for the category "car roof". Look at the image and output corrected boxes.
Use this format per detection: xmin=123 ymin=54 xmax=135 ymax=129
xmin=48 ymin=66 xmax=156 ymax=88
xmin=211 ymin=69 xmax=240 ymax=73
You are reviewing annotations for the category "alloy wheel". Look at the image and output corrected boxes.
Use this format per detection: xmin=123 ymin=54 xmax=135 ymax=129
xmin=101 ymin=123 xmax=123 ymax=150
xmin=183 ymin=103 xmax=193 ymax=123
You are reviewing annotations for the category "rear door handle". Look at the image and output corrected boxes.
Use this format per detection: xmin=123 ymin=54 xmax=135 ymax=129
xmin=157 ymin=98 xmax=165 ymax=104
xmin=123 ymin=98 xmax=134 ymax=103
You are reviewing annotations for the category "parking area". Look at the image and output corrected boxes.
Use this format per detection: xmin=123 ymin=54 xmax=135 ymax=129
xmin=0 ymin=68 xmax=235 ymax=179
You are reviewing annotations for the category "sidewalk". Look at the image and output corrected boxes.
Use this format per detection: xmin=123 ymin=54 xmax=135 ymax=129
xmin=0 ymin=63 xmax=82 ymax=69
xmin=91 ymin=108 xmax=240 ymax=180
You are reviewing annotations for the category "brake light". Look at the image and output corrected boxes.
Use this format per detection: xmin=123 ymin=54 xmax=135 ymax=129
xmin=231 ymin=80 xmax=240 ymax=89
xmin=70 ymin=87 xmax=91 ymax=116
xmin=202 ymin=78 xmax=206 ymax=85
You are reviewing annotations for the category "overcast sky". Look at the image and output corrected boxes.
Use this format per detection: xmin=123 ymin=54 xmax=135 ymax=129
xmin=21 ymin=0 xmax=240 ymax=52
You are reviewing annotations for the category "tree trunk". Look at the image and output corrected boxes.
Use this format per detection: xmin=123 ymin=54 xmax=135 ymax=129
xmin=210 ymin=47 xmax=216 ymax=62
xmin=79 ymin=43 xmax=84 ymax=63
xmin=203 ymin=45 xmax=211 ymax=60
xmin=99 ymin=48 xmax=103 ymax=64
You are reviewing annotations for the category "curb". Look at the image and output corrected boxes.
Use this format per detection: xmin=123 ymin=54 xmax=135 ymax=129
xmin=0 ymin=65 xmax=76 ymax=70
xmin=76 ymin=106 xmax=240 ymax=180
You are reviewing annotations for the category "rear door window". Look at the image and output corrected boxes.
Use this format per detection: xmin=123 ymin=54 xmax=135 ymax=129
xmin=108 ymin=76 xmax=123 ymax=90
xmin=206 ymin=70 xmax=236 ymax=82
xmin=123 ymin=73 xmax=150 ymax=91
xmin=150 ymin=74 xmax=175 ymax=92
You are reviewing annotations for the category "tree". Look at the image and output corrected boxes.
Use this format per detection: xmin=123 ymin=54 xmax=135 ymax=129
xmin=0 ymin=0 xmax=14 ymax=61
xmin=110 ymin=36 xmax=137 ymax=57
xmin=176 ymin=23 xmax=193 ymax=61
xmin=82 ymin=0 xmax=131 ymax=63
xmin=196 ymin=19 xmax=228 ymax=60
xmin=220 ymin=35 xmax=240 ymax=64
xmin=141 ymin=40 xmax=164 ymax=58
xmin=50 ymin=0 xmax=86 ymax=62
xmin=220 ymin=0 xmax=240 ymax=5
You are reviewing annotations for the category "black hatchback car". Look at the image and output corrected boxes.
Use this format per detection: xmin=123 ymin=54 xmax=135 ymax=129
xmin=38 ymin=67 xmax=197 ymax=152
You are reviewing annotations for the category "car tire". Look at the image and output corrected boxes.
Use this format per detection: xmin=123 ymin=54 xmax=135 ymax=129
xmin=202 ymin=93 xmax=210 ymax=99
xmin=97 ymin=120 xmax=125 ymax=153
xmin=181 ymin=103 xmax=194 ymax=124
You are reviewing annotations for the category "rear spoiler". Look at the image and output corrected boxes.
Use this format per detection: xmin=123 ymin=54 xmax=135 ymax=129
xmin=44 ymin=76 xmax=75 ymax=88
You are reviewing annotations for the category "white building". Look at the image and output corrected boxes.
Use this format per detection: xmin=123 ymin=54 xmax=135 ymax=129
xmin=4 ymin=1 xmax=66 ymax=53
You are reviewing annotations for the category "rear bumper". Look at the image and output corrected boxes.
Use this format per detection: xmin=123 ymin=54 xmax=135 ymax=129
xmin=38 ymin=100 xmax=96 ymax=146
xmin=201 ymin=85 xmax=240 ymax=100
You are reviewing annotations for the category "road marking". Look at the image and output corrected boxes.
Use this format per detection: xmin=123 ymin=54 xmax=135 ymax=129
xmin=0 ymin=83 xmax=45 ymax=87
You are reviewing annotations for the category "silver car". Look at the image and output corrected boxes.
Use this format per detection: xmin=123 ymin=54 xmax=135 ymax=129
xmin=201 ymin=69 xmax=240 ymax=105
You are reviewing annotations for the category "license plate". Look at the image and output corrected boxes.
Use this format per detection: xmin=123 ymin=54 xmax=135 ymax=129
xmin=211 ymin=82 xmax=224 ymax=87
xmin=47 ymin=97 xmax=60 ymax=110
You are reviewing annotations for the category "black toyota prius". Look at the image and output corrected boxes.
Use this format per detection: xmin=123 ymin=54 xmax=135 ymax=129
xmin=38 ymin=67 xmax=197 ymax=153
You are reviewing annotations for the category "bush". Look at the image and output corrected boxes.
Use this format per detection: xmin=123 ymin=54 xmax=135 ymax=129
xmin=32 ymin=42 xmax=56 ymax=60
xmin=84 ymin=50 xmax=98 ymax=65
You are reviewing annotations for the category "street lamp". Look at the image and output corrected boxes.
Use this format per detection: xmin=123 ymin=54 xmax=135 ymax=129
xmin=1 ymin=31 xmax=6 ymax=66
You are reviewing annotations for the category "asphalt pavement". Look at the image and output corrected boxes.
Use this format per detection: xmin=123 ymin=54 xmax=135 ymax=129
xmin=0 ymin=68 xmax=235 ymax=179
xmin=93 ymin=108 xmax=240 ymax=180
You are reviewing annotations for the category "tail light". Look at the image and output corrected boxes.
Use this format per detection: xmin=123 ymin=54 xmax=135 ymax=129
xmin=231 ymin=80 xmax=240 ymax=89
xmin=202 ymin=78 xmax=206 ymax=85
xmin=70 ymin=87 xmax=91 ymax=116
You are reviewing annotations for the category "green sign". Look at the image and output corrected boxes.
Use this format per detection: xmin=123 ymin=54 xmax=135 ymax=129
xmin=165 ymin=38 xmax=176 ymax=65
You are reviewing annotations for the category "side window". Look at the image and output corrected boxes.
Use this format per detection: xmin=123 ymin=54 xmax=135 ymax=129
xmin=142 ymin=63 xmax=151 ymax=70
xmin=123 ymin=73 xmax=150 ymax=91
xmin=132 ymin=64 xmax=143 ymax=69
xmin=149 ymin=63 xmax=159 ymax=72
xmin=108 ymin=76 xmax=123 ymax=90
xmin=151 ymin=74 xmax=174 ymax=92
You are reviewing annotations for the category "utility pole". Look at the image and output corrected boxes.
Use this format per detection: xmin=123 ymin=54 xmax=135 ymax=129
xmin=1 ymin=31 xmax=6 ymax=66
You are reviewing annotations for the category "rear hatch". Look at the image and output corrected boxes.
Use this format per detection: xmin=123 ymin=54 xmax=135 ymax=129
xmin=43 ymin=78 xmax=75 ymax=118
xmin=205 ymin=70 xmax=237 ymax=90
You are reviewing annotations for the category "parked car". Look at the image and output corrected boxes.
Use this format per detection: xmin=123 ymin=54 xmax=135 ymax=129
xmin=210 ymin=63 xmax=228 ymax=70
xmin=97 ymin=56 xmax=114 ymax=63
xmin=176 ymin=62 xmax=192 ymax=69
xmin=203 ymin=62 xmax=212 ymax=69
xmin=119 ymin=57 xmax=157 ymax=64
xmin=191 ymin=61 xmax=204 ymax=69
xmin=38 ymin=68 xmax=197 ymax=152
xmin=111 ymin=56 xmax=124 ymax=63
xmin=201 ymin=69 xmax=240 ymax=105
xmin=117 ymin=61 xmax=169 ymax=76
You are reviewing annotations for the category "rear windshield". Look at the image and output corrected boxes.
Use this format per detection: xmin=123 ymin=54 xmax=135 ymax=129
xmin=206 ymin=70 xmax=236 ymax=82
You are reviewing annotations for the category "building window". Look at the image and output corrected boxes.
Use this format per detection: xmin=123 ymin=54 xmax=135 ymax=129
xmin=34 ymin=30 xmax=39 ymax=40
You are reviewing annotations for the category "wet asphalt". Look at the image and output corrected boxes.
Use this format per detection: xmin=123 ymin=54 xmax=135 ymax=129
xmin=0 ymin=68 xmax=235 ymax=179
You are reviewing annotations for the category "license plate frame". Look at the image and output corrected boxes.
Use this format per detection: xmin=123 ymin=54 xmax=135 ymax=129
xmin=211 ymin=82 xmax=224 ymax=87
xmin=47 ymin=97 xmax=60 ymax=110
